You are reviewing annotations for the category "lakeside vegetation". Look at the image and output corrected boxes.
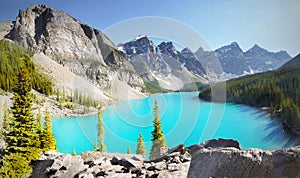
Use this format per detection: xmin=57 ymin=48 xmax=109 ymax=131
xmin=0 ymin=68 xmax=56 ymax=177
xmin=199 ymin=54 xmax=300 ymax=134
xmin=143 ymin=79 xmax=170 ymax=94
xmin=0 ymin=39 xmax=53 ymax=95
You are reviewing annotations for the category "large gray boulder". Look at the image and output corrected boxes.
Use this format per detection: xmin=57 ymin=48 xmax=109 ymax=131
xmin=187 ymin=139 xmax=300 ymax=178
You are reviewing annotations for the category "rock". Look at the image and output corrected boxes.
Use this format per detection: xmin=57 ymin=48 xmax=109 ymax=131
xmin=187 ymin=140 xmax=300 ymax=178
xmin=30 ymin=139 xmax=300 ymax=178
xmin=200 ymin=138 xmax=241 ymax=150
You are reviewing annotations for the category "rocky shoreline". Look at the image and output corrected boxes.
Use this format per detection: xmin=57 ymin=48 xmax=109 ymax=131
xmin=30 ymin=139 xmax=300 ymax=178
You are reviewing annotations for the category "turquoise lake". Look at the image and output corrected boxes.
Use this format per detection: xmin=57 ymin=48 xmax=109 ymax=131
xmin=52 ymin=92 xmax=300 ymax=155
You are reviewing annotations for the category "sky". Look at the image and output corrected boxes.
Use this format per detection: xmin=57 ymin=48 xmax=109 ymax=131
xmin=0 ymin=0 xmax=299 ymax=57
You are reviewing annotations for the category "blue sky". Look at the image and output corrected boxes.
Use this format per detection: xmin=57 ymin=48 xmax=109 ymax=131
xmin=0 ymin=0 xmax=299 ymax=56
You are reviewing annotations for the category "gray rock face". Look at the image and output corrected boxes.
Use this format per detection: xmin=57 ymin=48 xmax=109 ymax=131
xmin=6 ymin=4 xmax=144 ymax=92
xmin=0 ymin=21 xmax=12 ymax=39
xmin=180 ymin=47 xmax=206 ymax=76
xmin=187 ymin=139 xmax=300 ymax=178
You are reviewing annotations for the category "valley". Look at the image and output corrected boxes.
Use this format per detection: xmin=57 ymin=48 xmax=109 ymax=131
xmin=0 ymin=3 xmax=299 ymax=178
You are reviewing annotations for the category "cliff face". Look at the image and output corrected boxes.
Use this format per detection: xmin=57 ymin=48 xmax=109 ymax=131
xmin=6 ymin=4 xmax=144 ymax=93
xmin=30 ymin=139 xmax=300 ymax=178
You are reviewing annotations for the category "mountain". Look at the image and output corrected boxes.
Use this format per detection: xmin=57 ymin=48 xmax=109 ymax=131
xmin=4 ymin=4 xmax=145 ymax=100
xmin=197 ymin=43 xmax=291 ymax=76
xmin=120 ymin=36 xmax=291 ymax=84
xmin=199 ymin=53 xmax=300 ymax=135
xmin=279 ymin=54 xmax=300 ymax=70
xmin=0 ymin=21 xmax=12 ymax=39
xmin=119 ymin=35 xmax=207 ymax=91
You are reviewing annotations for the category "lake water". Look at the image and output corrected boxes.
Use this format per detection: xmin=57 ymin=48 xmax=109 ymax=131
xmin=52 ymin=92 xmax=300 ymax=155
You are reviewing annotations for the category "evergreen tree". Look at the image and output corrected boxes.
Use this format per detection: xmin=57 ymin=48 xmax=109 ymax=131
xmin=93 ymin=141 xmax=98 ymax=151
xmin=36 ymin=107 xmax=44 ymax=149
xmin=97 ymin=105 xmax=106 ymax=152
xmin=136 ymin=133 xmax=146 ymax=158
xmin=1 ymin=67 xmax=40 ymax=176
xmin=127 ymin=147 xmax=131 ymax=154
xmin=72 ymin=148 xmax=76 ymax=156
xmin=149 ymin=100 xmax=167 ymax=159
xmin=43 ymin=108 xmax=57 ymax=151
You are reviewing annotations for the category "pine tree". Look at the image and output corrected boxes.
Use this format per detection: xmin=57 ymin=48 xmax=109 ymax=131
xmin=1 ymin=67 xmax=40 ymax=176
xmin=72 ymin=148 xmax=76 ymax=156
xmin=36 ymin=107 xmax=44 ymax=149
xmin=43 ymin=108 xmax=57 ymax=151
xmin=97 ymin=105 xmax=106 ymax=152
xmin=149 ymin=100 xmax=167 ymax=159
xmin=136 ymin=133 xmax=146 ymax=158
xmin=127 ymin=147 xmax=131 ymax=154
xmin=93 ymin=140 xmax=98 ymax=151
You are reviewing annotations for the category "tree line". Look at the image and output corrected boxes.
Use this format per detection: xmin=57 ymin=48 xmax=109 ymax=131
xmin=0 ymin=68 xmax=57 ymax=177
xmin=199 ymin=67 xmax=300 ymax=134
xmin=0 ymin=39 xmax=53 ymax=95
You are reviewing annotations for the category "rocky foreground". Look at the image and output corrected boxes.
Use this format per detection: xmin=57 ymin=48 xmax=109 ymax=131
xmin=30 ymin=139 xmax=300 ymax=178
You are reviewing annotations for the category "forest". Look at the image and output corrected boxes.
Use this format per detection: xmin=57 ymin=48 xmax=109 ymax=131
xmin=199 ymin=55 xmax=300 ymax=135
xmin=0 ymin=39 xmax=53 ymax=95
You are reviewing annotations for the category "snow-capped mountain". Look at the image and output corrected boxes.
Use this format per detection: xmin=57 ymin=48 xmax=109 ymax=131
xmin=196 ymin=42 xmax=291 ymax=76
xmin=119 ymin=36 xmax=292 ymax=87
xmin=118 ymin=36 xmax=207 ymax=90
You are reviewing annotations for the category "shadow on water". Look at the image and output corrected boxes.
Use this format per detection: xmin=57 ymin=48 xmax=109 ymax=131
xmin=252 ymin=112 xmax=269 ymax=121
xmin=262 ymin=119 xmax=300 ymax=148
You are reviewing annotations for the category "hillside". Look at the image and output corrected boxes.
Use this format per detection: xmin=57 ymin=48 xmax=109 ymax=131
xmin=199 ymin=53 xmax=300 ymax=135
xmin=279 ymin=54 xmax=300 ymax=71
xmin=0 ymin=39 xmax=52 ymax=95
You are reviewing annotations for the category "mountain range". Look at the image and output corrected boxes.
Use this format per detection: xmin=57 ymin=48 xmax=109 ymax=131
xmin=0 ymin=4 xmax=293 ymax=95
xmin=119 ymin=36 xmax=291 ymax=83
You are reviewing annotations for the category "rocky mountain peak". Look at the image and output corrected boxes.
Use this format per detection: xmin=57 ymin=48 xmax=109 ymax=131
xmin=119 ymin=35 xmax=156 ymax=57
xmin=158 ymin=41 xmax=179 ymax=59
xmin=246 ymin=44 xmax=268 ymax=55
xmin=215 ymin=42 xmax=243 ymax=59
xmin=181 ymin=47 xmax=193 ymax=54
xmin=7 ymin=4 xmax=119 ymax=65
xmin=6 ymin=4 xmax=145 ymax=94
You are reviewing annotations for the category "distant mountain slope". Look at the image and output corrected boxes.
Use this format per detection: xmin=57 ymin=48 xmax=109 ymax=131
xmin=5 ymin=4 xmax=144 ymax=96
xmin=119 ymin=35 xmax=207 ymax=91
xmin=279 ymin=54 xmax=300 ymax=71
xmin=196 ymin=43 xmax=291 ymax=75
xmin=0 ymin=21 xmax=11 ymax=39
xmin=120 ymin=35 xmax=291 ymax=84
xmin=199 ymin=53 xmax=300 ymax=135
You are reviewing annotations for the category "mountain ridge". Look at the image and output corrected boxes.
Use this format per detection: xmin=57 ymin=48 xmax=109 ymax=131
xmin=119 ymin=35 xmax=291 ymax=81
